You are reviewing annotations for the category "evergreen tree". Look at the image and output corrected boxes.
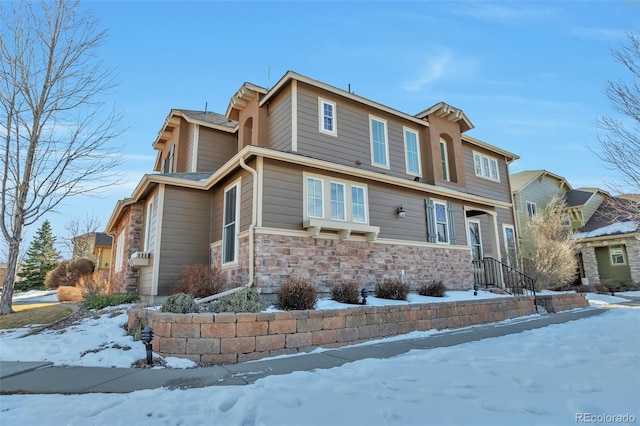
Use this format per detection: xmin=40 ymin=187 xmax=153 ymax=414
xmin=16 ymin=221 xmax=62 ymax=291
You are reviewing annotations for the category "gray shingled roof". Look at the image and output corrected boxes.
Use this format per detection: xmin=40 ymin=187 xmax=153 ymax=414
xmin=176 ymin=109 xmax=237 ymax=128
xmin=563 ymin=190 xmax=593 ymax=207
xmin=158 ymin=172 xmax=213 ymax=182
xmin=94 ymin=232 xmax=112 ymax=247
xmin=578 ymin=197 xmax=639 ymax=234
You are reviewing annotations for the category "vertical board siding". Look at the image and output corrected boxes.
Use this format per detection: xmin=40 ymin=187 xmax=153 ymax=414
xmin=267 ymin=91 xmax=292 ymax=151
xmin=157 ymin=187 xmax=212 ymax=295
xmin=197 ymin=127 xmax=237 ymax=172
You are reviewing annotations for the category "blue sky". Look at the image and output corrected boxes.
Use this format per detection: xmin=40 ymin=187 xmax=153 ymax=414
xmin=19 ymin=0 xmax=640 ymax=256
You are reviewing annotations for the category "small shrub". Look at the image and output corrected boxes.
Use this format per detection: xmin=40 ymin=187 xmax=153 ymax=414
xmin=594 ymin=284 xmax=611 ymax=295
xmin=77 ymin=273 xmax=109 ymax=297
xmin=161 ymin=293 xmax=198 ymax=314
xmin=129 ymin=316 xmax=146 ymax=341
xmin=83 ymin=293 xmax=140 ymax=310
xmin=418 ymin=280 xmax=447 ymax=297
xmin=45 ymin=261 xmax=70 ymax=289
xmin=330 ymin=281 xmax=360 ymax=304
xmin=375 ymin=278 xmax=410 ymax=301
xmin=57 ymin=285 xmax=84 ymax=302
xmin=574 ymin=285 xmax=592 ymax=293
xmin=214 ymin=287 xmax=263 ymax=313
xmin=172 ymin=264 xmax=228 ymax=299
xmin=276 ymin=278 xmax=317 ymax=310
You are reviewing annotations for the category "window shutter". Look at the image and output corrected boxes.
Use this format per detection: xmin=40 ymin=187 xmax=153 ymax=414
xmin=425 ymin=199 xmax=436 ymax=243
xmin=447 ymin=202 xmax=456 ymax=245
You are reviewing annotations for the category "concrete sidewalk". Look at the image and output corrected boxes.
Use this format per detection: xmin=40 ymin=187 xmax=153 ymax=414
xmin=0 ymin=306 xmax=614 ymax=395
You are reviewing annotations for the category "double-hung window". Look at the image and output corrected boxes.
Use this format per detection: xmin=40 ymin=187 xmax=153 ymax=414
xmin=440 ymin=139 xmax=450 ymax=181
xmin=330 ymin=182 xmax=346 ymax=221
xmin=610 ymin=245 xmax=626 ymax=265
xmin=526 ymin=201 xmax=537 ymax=218
xmin=473 ymin=151 xmax=500 ymax=182
xmin=425 ymin=198 xmax=456 ymax=245
xmin=222 ymin=182 xmax=240 ymax=264
xmin=370 ymin=116 xmax=389 ymax=169
xmin=318 ymin=98 xmax=337 ymax=136
xmin=114 ymin=231 xmax=125 ymax=272
xmin=307 ymin=177 xmax=324 ymax=218
xmin=351 ymin=185 xmax=367 ymax=224
xmin=404 ymin=128 xmax=421 ymax=176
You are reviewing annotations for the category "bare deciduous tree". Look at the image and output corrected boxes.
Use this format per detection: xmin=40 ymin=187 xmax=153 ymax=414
xmin=64 ymin=214 xmax=102 ymax=259
xmin=0 ymin=0 xmax=122 ymax=314
xmin=522 ymin=196 xmax=578 ymax=291
xmin=596 ymin=32 xmax=640 ymax=221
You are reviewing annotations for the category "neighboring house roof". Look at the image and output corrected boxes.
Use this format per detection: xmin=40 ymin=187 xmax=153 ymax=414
xmin=94 ymin=232 xmax=112 ymax=247
xmin=152 ymin=109 xmax=238 ymax=149
xmin=510 ymin=170 xmax=572 ymax=193
xmin=574 ymin=197 xmax=640 ymax=240
xmin=564 ymin=190 xmax=595 ymax=207
xmin=158 ymin=172 xmax=214 ymax=182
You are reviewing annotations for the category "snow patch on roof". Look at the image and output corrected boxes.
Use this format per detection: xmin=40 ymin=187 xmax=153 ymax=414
xmin=574 ymin=221 xmax=639 ymax=239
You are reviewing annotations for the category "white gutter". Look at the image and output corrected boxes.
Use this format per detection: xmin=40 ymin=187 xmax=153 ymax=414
xmin=196 ymin=156 xmax=258 ymax=304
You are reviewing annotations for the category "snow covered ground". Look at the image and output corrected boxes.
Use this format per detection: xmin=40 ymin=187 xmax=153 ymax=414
xmin=1 ymin=291 xmax=638 ymax=425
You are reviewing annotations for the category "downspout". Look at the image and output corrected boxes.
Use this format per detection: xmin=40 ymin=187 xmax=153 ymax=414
xmin=196 ymin=155 xmax=257 ymax=304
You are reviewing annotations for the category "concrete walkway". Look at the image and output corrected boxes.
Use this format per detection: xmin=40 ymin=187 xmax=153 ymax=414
xmin=0 ymin=306 xmax=616 ymax=395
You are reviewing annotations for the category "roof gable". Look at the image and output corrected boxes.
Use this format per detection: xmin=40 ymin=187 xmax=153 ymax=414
xmin=510 ymin=170 xmax=572 ymax=193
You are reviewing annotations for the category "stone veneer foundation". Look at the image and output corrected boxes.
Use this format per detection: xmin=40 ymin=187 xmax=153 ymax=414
xmin=211 ymin=233 xmax=475 ymax=293
xmin=126 ymin=294 xmax=587 ymax=365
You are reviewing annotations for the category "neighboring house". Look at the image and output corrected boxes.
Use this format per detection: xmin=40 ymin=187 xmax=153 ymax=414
xmin=106 ymin=71 xmax=522 ymax=298
xmin=510 ymin=170 xmax=572 ymax=257
xmin=574 ymin=196 xmax=640 ymax=286
xmin=72 ymin=232 xmax=113 ymax=281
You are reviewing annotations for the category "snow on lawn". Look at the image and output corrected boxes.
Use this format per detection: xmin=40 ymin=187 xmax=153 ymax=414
xmin=1 ymin=294 xmax=638 ymax=426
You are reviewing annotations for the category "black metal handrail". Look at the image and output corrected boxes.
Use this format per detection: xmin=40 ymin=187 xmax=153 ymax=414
xmin=472 ymin=257 xmax=538 ymax=313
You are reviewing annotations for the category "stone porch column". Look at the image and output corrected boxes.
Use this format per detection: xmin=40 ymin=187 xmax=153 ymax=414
xmin=580 ymin=246 xmax=600 ymax=286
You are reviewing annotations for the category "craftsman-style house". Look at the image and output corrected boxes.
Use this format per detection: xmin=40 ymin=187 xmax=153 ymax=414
xmin=106 ymin=71 xmax=522 ymax=297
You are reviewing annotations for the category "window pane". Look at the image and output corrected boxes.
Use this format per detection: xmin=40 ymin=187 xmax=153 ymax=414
xmin=435 ymin=203 xmax=448 ymax=243
xmin=224 ymin=187 xmax=236 ymax=225
xmin=372 ymin=119 xmax=387 ymax=165
xmin=307 ymin=178 xmax=323 ymax=218
xmin=223 ymin=224 xmax=235 ymax=263
xmin=482 ymin=157 xmax=490 ymax=177
xmin=323 ymin=103 xmax=333 ymax=131
xmin=490 ymin=159 xmax=499 ymax=180
xmin=223 ymin=186 xmax=238 ymax=263
xmin=406 ymin=131 xmax=420 ymax=174
xmin=611 ymin=246 xmax=625 ymax=264
xmin=474 ymin=154 xmax=482 ymax=176
xmin=330 ymin=182 xmax=346 ymax=220
xmin=440 ymin=141 xmax=449 ymax=180
xmin=352 ymin=186 xmax=366 ymax=223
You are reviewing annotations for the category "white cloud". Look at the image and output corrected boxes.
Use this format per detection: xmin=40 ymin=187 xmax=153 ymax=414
xmin=453 ymin=3 xmax=561 ymax=25
xmin=571 ymin=26 xmax=627 ymax=42
xmin=403 ymin=51 xmax=476 ymax=92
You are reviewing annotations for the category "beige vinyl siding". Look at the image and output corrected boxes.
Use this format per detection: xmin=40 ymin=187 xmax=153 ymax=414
xmin=196 ymin=127 xmax=237 ymax=172
xmin=461 ymin=144 xmax=511 ymax=203
xmin=156 ymin=187 xmax=212 ymax=295
xmin=138 ymin=266 xmax=154 ymax=295
xmin=267 ymin=89 xmax=292 ymax=151
xmin=262 ymin=160 xmax=303 ymax=230
xmin=296 ymin=84 xmax=417 ymax=180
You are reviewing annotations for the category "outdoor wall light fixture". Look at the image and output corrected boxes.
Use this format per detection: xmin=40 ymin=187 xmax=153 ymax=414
xmin=473 ymin=282 xmax=480 ymax=296
xmin=361 ymin=288 xmax=369 ymax=305
xmin=141 ymin=326 xmax=154 ymax=366
xmin=397 ymin=205 xmax=406 ymax=218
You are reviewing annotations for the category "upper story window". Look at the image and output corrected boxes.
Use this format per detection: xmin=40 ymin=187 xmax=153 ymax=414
xmin=222 ymin=181 xmax=240 ymax=265
xmin=167 ymin=144 xmax=175 ymax=173
xmin=403 ymin=127 xmax=421 ymax=176
xmin=440 ymin=139 xmax=450 ymax=181
xmin=305 ymin=173 xmax=369 ymax=224
xmin=473 ymin=151 xmax=500 ymax=182
xmin=526 ymin=201 xmax=537 ymax=218
xmin=610 ymin=245 xmax=626 ymax=265
xmin=318 ymin=98 xmax=337 ymax=136
xmin=369 ymin=115 xmax=389 ymax=169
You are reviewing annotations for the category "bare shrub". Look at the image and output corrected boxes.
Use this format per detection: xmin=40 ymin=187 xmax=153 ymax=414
xmin=45 ymin=258 xmax=95 ymax=289
xmin=57 ymin=286 xmax=84 ymax=302
xmin=330 ymin=281 xmax=360 ymax=304
xmin=172 ymin=264 xmax=228 ymax=298
xmin=375 ymin=279 xmax=410 ymax=301
xmin=77 ymin=273 xmax=108 ymax=297
xmin=45 ymin=261 xmax=71 ymax=289
xmin=417 ymin=280 xmax=447 ymax=297
xmin=276 ymin=278 xmax=317 ymax=310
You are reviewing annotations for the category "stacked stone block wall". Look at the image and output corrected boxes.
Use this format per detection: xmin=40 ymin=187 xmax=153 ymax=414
xmin=128 ymin=296 xmax=537 ymax=364
xmin=535 ymin=293 xmax=589 ymax=313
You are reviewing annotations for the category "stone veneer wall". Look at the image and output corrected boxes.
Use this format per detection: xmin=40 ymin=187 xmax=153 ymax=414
xmin=110 ymin=203 xmax=144 ymax=293
xmin=128 ymin=295 xmax=547 ymax=365
xmin=579 ymin=238 xmax=640 ymax=286
xmin=212 ymin=233 xmax=474 ymax=294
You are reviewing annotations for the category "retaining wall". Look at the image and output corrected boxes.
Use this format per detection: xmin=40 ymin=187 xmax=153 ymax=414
xmin=127 ymin=293 xmax=588 ymax=365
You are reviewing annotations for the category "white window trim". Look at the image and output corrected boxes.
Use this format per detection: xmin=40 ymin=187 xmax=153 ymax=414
xmin=369 ymin=115 xmax=390 ymax=170
xmin=440 ymin=139 xmax=450 ymax=181
xmin=351 ymin=184 xmax=368 ymax=224
xmin=303 ymin=172 xmax=370 ymax=225
xmin=330 ymin=181 xmax=347 ymax=221
xmin=143 ymin=197 xmax=154 ymax=252
xmin=318 ymin=97 xmax=337 ymax=137
xmin=403 ymin=127 xmax=422 ymax=177
xmin=609 ymin=245 xmax=626 ymax=265
xmin=526 ymin=201 xmax=537 ymax=217
xmin=467 ymin=219 xmax=482 ymax=260
xmin=222 ymin=180 xmax=241 ymax=266
xmin=305 ymin=176 xmax=325 ymax=219
xmin=472 ymin=151 xmax=501 ymax=182
xmin=433 ymin=199 xmax=450 ymax=244
xmin=115 ymin=231 xmax=125 ymax=272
